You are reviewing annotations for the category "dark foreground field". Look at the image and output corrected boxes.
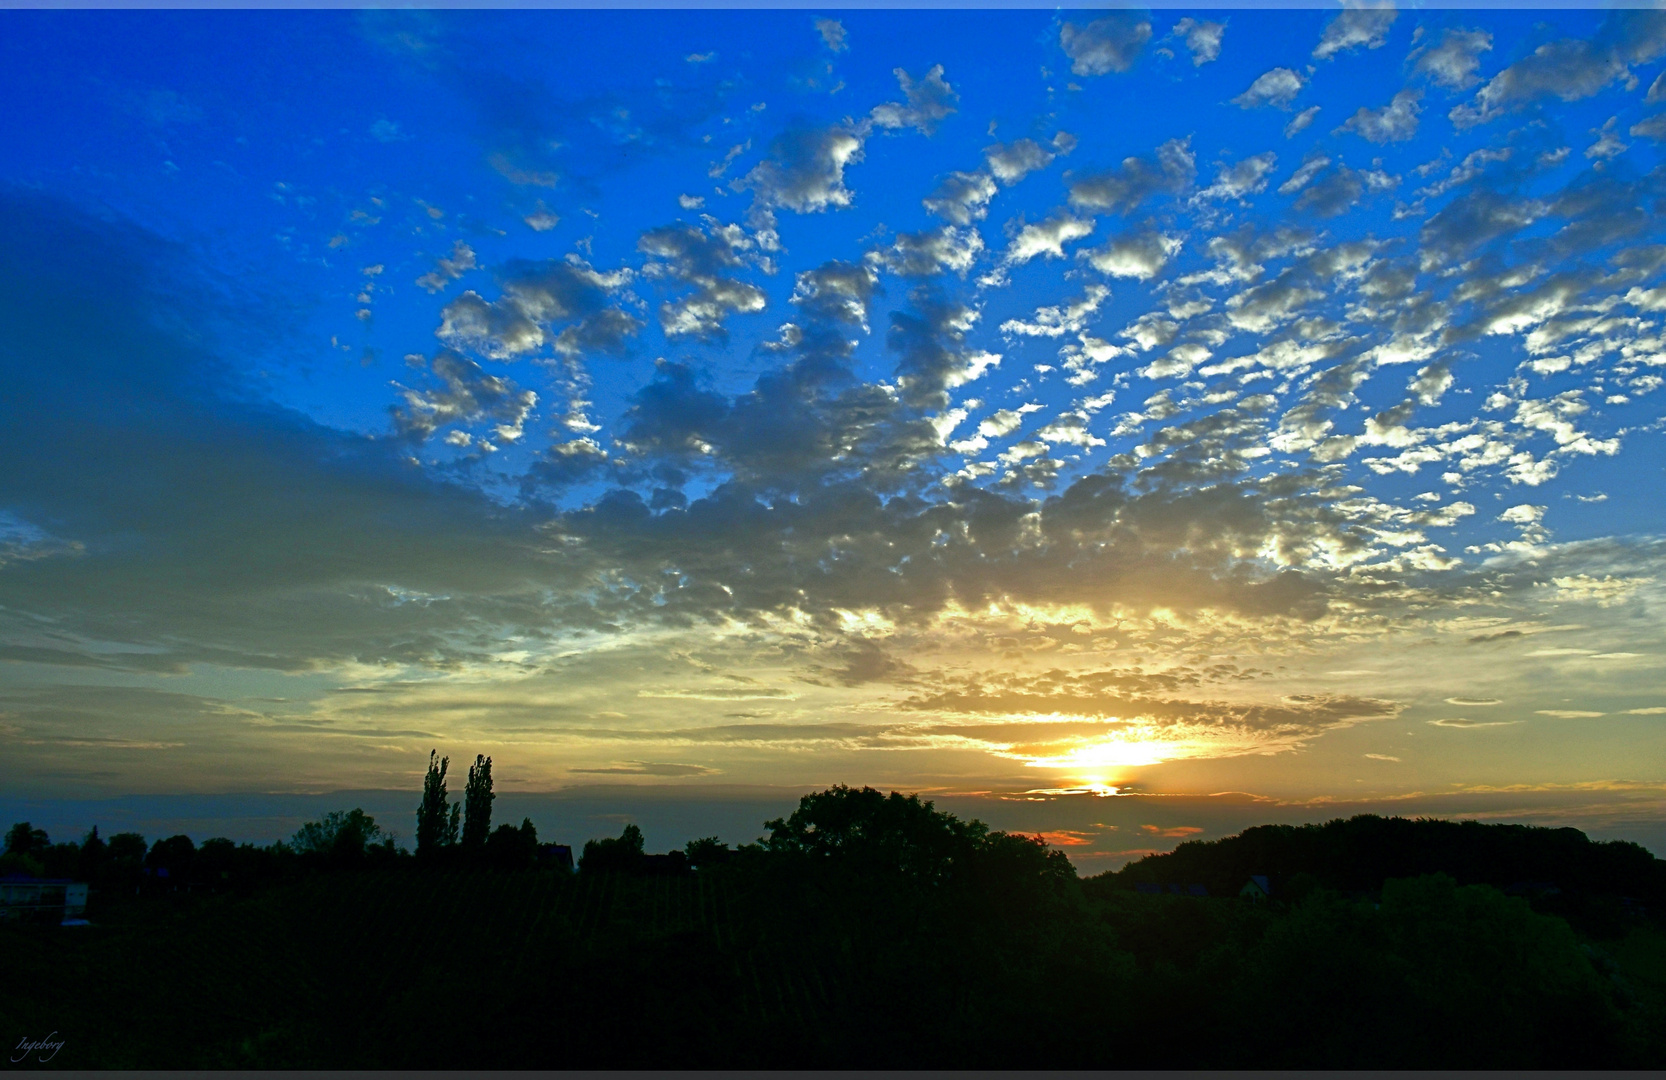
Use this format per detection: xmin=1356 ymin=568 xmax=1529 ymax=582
xmin=3 ymin=796 xmax=1665 ymax=1069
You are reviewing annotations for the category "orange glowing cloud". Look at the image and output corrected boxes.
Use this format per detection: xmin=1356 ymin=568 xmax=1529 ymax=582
xmin=1140 ymin=824 xmax=1204 ymax=839
xmin=1014 ymin=829 xmax=1097 ymax=847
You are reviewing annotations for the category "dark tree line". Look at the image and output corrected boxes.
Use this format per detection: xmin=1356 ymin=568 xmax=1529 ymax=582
xmin=0 ymin=808 xmax=415 ymax=900
xmin=4 ymin=782 xmax=1664 ymax=1068
xmin=0 ymin=750 xmax=544 ymax=896
xmin=1102 ymin=813 xmax=1666 ymax=936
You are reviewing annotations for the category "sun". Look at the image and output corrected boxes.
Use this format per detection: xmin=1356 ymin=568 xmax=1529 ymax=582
xmin=1022 ymin=733 xmax=1183 ymax=771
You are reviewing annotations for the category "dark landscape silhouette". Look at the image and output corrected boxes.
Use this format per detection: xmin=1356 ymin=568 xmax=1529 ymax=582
xmin=1 ymin=753 xmax=1663 ymax=1068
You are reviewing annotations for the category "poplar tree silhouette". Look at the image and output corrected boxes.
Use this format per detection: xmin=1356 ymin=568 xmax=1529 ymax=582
xmin=416 ymin=750 xmax=456 ymax=857
xmin=463 ymin=754 xmax=494 ymax=851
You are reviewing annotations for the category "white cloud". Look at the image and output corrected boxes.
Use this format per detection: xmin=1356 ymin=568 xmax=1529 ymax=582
xmin=1272 ymin=151 xmax=1326 ymax=191
xmin=416 ymin=241 xmax=478 ymax=293
xmin=1451 ymin=11 xmax=1666 ymax=128
xmin=1036 ymin=412 xmax=1106 ymax=448
xmin=523 ymin=204 xmax=560 ymax=232
xmin=1411 ymin=28 xmax=1493 ymax=91
xmin=869 ymin=65 xmax=959 ymax=137
xmin=640 ymin=220 xmax=769 ymax=340
xmin=1139 ymin=342 xmax=1213 ymax=380
xmin=435 ymin=258 xmax=637 ymax=360
xmin=392 ymin=351 xmax=537 ymax=444
xmin=1410 ymin=362 xmax=1454 ymax=405
xmin=1314 ymin=5 xmax=1397 ymax=61
xmin=1234 ymin=67 xmax=1305 ymax=110
xmin=1003 ymin=214 xmax=1095 ymax=265
xmin=1498 ymin=503 xmax=1544 ymax=525
xmin=985 ymin=138 xmax=1057 ymax=185
xmin=1000 ymin=284 xmax=1110 ymax=338
xmin=1284 ymin=106 xmax=1321 ymax=138
xmin=1197 ymin=152 xmax=1278 ymax=201
xmin=1429 ymin=718 xmax=1521 ymax=728
xmin=1060 ymin=13 xmax=1153 ymax=76
xmin=1513 ymin=392 xmax=1618 ymax=458
xmin=1340 ymin=89 xmax=1422 ymax=144
xmin=1586 ymin=116 xmax=1627 ymax=160
xmin=1082 ymin=230 xmax=1182 ymax=280
xmin=872 ymin=225 xmax=985 ymax=278
xmin=738 ymin=125 xmax=864 ymax=214
xmin=1225 ymin=270 xmax=1323 ymax=333
xmin=816 ymin=18 xmax=847 ymax=53
xmin=978 ymin=404 xmax=1040 ymax=439
xmin=489 ymin=154 xmax=559 ymax=188
xmin=1631 ymin=113 xmax=1666 ymax=141
xmin=923 ymin=170 xmax=997 ymax=225
xmin=1172 ymin=18 xmax=1225 ymax=66
xmin=1068 ymin=137 xmax=1196 ymax=213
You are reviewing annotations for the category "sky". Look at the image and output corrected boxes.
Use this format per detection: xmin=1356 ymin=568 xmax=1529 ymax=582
xmin=3 ymin=6 xmax=1666 ymax=865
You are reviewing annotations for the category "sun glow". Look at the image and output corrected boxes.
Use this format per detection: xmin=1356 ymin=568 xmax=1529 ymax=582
xmin=1027 ymin=782 xmax=1123 ymax=797
xmin=1022 ymin=733 xmax=1186 ymax=770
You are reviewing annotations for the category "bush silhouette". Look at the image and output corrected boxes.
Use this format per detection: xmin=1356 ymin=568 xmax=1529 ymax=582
xmin=580 ymin=823 xmax=645 ymax=873
xmin=486 ymin=818 xmax=539 ymax=869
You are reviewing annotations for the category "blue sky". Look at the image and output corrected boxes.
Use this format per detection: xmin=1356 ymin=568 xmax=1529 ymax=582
xmin=4 ymin=7 xmax=1666 ymax=862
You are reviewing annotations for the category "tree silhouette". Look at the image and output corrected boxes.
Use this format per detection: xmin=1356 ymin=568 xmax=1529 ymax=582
xmin=106 ymin=832 xmax=147 ymax=868
xmin=0 ymin=822 xmax=51 ymax=877
xmin=1100 ymin=813 xmax=1666 ymax=905
xmin=292 ymin=809 xmax=385 ymax=862
xmin=763 ymin=784 xmax=993 ymax=883
xmin=487 ymin=818 xmax=539 ymax=869
xmin=416 ymin=749 xmax=455 ymax=857
xmin=580 ymin=823 xmax=645 ymax=873
xmin=79 ymin=826 xmax=107 ymax=877
xmin=463 ymin=754 xmax=494 ymax=851
xmin=196 ymin=837 xmax=238 ymax=883
xmin=684 ymin=836 xmax=731 ymax=869
xmin=146 ymin=835 xmax=197 ymax=879
xmin=5 ymin=821 xmax=49 ymax=856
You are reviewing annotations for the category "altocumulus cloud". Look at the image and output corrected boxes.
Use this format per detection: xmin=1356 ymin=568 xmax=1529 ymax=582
xmin=6 ymin=8 xmax=1666 ymax=806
